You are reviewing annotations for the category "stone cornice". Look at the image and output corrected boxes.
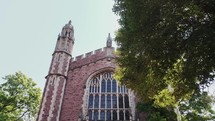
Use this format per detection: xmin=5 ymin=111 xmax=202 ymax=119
xmin=45 ymin=73 xmax=68 ymax=80
xmin=52 ymin=51 xmax=72 ymax=56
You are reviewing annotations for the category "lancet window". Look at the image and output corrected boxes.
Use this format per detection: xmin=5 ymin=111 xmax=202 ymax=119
xmin=87 ymin=71 xmax=131 ymax=120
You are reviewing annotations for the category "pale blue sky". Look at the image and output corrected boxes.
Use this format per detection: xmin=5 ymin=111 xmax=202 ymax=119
xmin=0 ymin=0 xmax=119 ymax=90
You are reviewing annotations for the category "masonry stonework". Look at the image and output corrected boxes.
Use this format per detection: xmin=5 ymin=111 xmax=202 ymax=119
xmin=37 ymin=21 xmax=74 ymax=121
xmin=37 ymin=21 xmax=143 ymax=121
xmin=60 ymin=48 xmax=116 ymax=120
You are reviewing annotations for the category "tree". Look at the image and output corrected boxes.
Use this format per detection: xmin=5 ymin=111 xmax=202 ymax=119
xmin=136 ymin=91 xmax=215 ymax=121
xmin=0 ymin=72 xmax=41 ymax=121
xmin=136 ymin=101 xmax=177 ymax=121
xmin=179 ymin=91 xmax=215 ymax=121
xmin=113 ymin=0 xmax=215 ymax=106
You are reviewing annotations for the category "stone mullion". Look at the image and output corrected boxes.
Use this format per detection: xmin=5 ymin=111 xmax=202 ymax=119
xmin=92 ymin=93 xmax=95 ymax=120
xmin=99 ymin=75 xmax=102 ymax=93
xmin=98 ymin=110 xmax=101 ymax=120
xmin=124 ymin=110 xmax=126 ymax=120
xmin=123 ymin=94 xmax=125 ymax=120
xmin=92 ymin=110 xmax=94 ymax=120
xmin=98 ymin=75 xmax=102 ymax=120
xmin=117 ymin=103 xmax=120 ymax=120
xmin=116 ymin=80 xmax=119 ymax=120
xmin=105 ymin=110 xmax=107 ymax=121
xmin=111 ymin=110 xmax=113 ymax=120
xmin=110 ymin=77 xmax=113 ymax=120
xmin=105 ymin=94 xmax=107 ymax=121
xmin=104 ymin=75 xmax=107 ymax=120
xmin=93 ymin=84 xmax=95 ymax=93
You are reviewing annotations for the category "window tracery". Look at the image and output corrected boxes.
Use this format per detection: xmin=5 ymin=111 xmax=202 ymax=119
xmin=86 ymin=71 xmax=131 ymax=120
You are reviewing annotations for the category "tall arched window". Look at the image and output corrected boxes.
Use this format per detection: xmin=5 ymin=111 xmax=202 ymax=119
xmin=87 ymin=71 xmax=131 ymax=120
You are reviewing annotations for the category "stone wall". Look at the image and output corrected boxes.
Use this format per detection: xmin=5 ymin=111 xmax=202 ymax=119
xmin=59 ymin=47 xmax=116 ymax=121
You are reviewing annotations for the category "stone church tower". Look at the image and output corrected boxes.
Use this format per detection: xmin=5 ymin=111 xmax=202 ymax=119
xmin=37 ymin=21 xmax=138 ymax=121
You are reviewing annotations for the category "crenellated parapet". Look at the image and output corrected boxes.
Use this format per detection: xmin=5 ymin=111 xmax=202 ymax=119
xmin=70 ymin=47 xmax=115 ymax=70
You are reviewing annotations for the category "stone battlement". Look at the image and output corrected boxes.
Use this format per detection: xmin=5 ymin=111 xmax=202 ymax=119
xmin=69 ymin=47 xmax=115 ymax=70
xmin=71 ymin=48 xmax=104 ymax=62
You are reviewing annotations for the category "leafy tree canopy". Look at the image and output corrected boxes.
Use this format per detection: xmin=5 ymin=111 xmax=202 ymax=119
xmin=113 ymin=0 xmax=215 ymax=105
xmin=0 ymin=72 xmax=41 ymax=121
xmin=179 ymin=91 xmax=215 ymax=121
xmin=137 ymin=101 xmax=177 ymax=121
xmin=137 ymin=91 xmax=215 ymax=121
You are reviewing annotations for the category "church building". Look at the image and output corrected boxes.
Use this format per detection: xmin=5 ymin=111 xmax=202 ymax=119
xmin=37 ymin=21 xmax=139 ymax=121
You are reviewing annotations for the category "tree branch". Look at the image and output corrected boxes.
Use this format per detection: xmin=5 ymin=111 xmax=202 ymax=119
xmin=15 ymin=109 xmax=29 ymax=121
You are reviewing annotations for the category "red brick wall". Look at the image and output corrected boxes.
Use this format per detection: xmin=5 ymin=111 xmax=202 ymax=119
xmin=60 ymin=47 xmax=116 ymax=121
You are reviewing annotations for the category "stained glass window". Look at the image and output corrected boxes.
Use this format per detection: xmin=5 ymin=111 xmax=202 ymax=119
xmin=87 ymin=72 xmax=131 ymax=120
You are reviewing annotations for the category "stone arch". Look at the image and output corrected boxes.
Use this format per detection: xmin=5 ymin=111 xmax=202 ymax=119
xmin=82 ymin=67 xmax=115 ymax=118
xmin=81 ymin=67 xmax=136 ymax=120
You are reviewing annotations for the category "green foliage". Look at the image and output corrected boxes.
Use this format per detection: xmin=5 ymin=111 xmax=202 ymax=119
xmin=179 ymin=92 xmax=215 ymax=121
xmin=0 ymin=72 xmax=41 ymax=121
xmin=148 ymin=112 xmax=167 ymax=121
xmin=136 ymin=102 xmax=177 ymax=121
xmin=153 ymin=89 xmax=176 ymax=108
xmin=137 ymin=92 xmax=215 ymax=120
xmin=113 ymin=0 xmax=215 ymax=106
